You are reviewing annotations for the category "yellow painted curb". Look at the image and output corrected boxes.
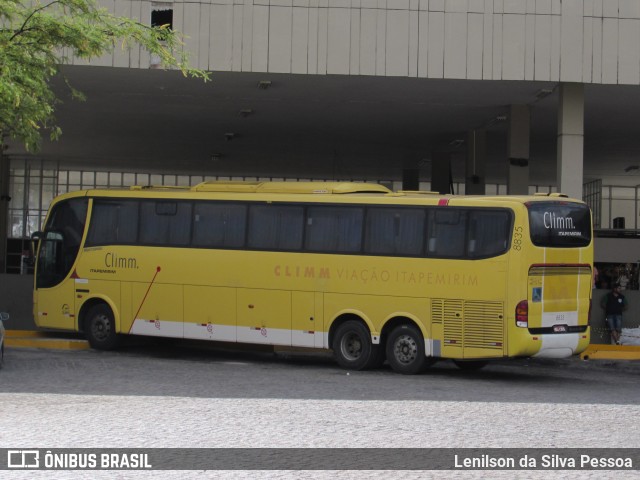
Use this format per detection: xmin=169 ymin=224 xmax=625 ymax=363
xmin=5 ymin=330 xmax=47 ymax=338
xmin=5 ymin=336 xmax=89 ymax=350
xmin=580 ymin=344 xmax=640 ymax=361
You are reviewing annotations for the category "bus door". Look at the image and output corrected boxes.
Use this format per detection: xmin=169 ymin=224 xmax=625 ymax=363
xmin=33 ymin=197 xmax=88 ymax=331
xmin=34 ymin=230 xmax=77 ymax=330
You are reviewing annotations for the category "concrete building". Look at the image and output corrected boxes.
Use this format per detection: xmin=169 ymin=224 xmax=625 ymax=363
xmin=3 ymin=0 xmax=640 ymax=272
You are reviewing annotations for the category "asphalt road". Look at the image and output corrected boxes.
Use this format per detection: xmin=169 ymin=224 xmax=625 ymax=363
xmin=1 ymin=341 xmax=639 ymax=480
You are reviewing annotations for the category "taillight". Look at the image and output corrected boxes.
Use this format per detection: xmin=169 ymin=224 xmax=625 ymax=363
xmin=516 ymin=300 xmax=528 ymax=328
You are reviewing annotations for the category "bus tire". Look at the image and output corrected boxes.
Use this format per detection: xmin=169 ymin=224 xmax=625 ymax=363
xmin=85 ymin=304 xmax=119 ymax=350
xmin=386 ymin=324 xmax=427 ymax=375
xmin=332 ymin=320 xmax=380 ymax=371
xmin=453 ymin=360 xmax=489 ymax=371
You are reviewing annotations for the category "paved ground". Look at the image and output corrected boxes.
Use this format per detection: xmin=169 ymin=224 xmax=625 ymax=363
xmin=1 ymin=342 xmax=639 ymax=479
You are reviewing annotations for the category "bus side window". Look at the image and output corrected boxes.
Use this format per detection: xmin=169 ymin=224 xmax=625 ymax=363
xmin=193 ymin=202 xmax=247 ymax=248
xmin=140 ymin=201 xmax=192 ymax=246
xmin=467 ymin=210 xmax=511 ymax=258
xmin=364 ymin=207 xmax=425 ymax=256
xmin=86 ymin=200 xmax=138 ymax=246
xmin=305 ymin=206 xmax=364 ymax=253
xmin=427 ymin=209 xmax=466 ymax=257
xmin=247 ymin=204 xmax=304 ymax=251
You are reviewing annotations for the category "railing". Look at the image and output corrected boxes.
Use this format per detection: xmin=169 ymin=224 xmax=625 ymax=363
xmin=6 ymin=158 xmax=640 ymax=273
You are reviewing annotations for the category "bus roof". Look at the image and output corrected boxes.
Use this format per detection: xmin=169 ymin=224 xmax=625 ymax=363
xmin=187 ymin=181 xmax=392 ymax=194
xmin=56 ymin=182 xmax=584 ymax=206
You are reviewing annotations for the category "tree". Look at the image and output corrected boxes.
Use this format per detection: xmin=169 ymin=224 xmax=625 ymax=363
xmin=0 ymin=0 xmax=209 ymax=151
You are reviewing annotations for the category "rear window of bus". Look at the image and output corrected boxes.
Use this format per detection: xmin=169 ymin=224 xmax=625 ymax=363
xmin=528 ymin=202 xmax=591 ymax=247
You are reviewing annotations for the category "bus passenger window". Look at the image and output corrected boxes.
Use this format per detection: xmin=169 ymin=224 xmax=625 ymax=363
xmin=247 ymin=204 xmax=304 ymax=250
xmin=365 ymin=208 xmax=425 ymax=255
xmin=305 ymin=206 xmax=363 ymax=253
xmin=140 ymin=201 xmax=192 ymax=246
xmin=427 ymin=209 xmax=466 ymax=257
xmin=193 ymin=203 xmax=247 ymax=248
xmin=468 ymin=211 xmax=511 ymax=258
xmin=86 ymin=200 xmax=138 ymax=246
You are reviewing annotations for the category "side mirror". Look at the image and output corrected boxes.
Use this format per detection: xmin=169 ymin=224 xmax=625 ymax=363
xmin=30 ymin=231 xmax=43 ymax=257
xmin=0 ymin=312 xmax=9 ymax=322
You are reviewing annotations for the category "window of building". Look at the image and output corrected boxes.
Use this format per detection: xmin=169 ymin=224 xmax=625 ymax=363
xmin=151 ymin=8 xmax=173 ymax=29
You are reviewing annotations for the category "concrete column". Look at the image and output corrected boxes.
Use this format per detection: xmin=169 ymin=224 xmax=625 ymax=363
xmin=466 ymin=129 xmax=486 ymax=195
xmin=431 ymin=152 xmax=451 ymax=194
xmin=557 ymin=83 xmax=584 ymax=200
xmin=507 ymin=104 xmax=530 ymax=195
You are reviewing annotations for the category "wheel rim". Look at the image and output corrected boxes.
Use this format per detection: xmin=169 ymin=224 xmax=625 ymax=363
xmin=393 ymin=334 xmax=418 ymax=365
xmin=91 ymin=314 xmax=112 ymax=342
xmin=340 ymin=332 xmax=363 ymax=361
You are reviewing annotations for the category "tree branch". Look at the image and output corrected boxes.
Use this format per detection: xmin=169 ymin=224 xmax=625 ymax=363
xmin=10 ymin=0 xmax=64 ymax=42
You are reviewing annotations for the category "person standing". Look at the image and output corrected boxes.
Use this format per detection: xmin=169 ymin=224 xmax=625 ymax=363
xmin=600 ymin=283 xmax=628 ymax=345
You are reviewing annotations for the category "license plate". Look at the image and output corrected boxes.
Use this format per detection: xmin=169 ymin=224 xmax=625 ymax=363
xmin=553 ymin=325 xmax=568 ymax=333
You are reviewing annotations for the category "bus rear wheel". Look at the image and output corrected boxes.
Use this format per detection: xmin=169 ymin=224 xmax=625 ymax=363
xmin=386 ymin=324 xmax=427 ymax=375
xmin=85 ymin=304 xmax=118 ymax=350
xmin=332 ymin=320 xmax=381 ymax=371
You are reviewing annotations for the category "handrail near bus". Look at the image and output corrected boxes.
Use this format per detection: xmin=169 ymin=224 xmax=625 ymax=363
xmin=594 ymin=228 xmax=640 ymax=238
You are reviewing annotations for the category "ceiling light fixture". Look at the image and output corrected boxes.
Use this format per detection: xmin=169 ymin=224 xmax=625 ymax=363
xmin=535 ymin=88 xmax=554 ymax=99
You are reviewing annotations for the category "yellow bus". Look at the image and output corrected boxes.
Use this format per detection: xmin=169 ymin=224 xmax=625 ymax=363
xmin=32 ymin=181 xmax=593 ymax=374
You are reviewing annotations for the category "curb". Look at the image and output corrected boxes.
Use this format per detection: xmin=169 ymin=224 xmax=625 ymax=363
xmin=580 ymin=344 xmax=640 ymax=361
xmin=5 ymin=330 xmax=90 ymax=351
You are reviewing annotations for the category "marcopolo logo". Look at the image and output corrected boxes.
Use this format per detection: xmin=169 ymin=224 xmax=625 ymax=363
xmin=7 ymin=450 xmax=40 ymax=468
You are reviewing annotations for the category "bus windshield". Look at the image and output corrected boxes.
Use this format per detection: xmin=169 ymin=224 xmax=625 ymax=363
xmin=527 ymin=202 xmax=591 ymax=248
xmin=36 ymin=198 xmax=88 ymax=288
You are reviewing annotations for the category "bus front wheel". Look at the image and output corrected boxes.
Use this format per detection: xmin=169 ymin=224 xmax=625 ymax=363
xmin=85 ymin=304 xmax=118 ymax=350
xmin=332 ymin=320 xmax=381 ymax=371
xmin=386 ymin=324 xmax=427 ymax=375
